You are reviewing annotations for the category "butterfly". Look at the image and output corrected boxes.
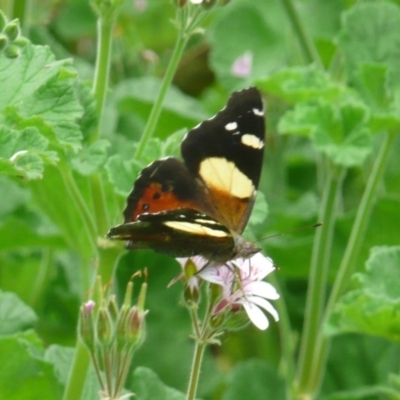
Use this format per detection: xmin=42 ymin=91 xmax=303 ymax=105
xmin=106 ymin=87 xmax=265 ymax=264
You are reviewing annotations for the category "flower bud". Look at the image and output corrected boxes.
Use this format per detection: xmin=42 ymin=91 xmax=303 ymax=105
xmin=97 ymin=307 xmax=114 ymax=346
xmin=79 ymin=301 xmax=96 ymax=351
xmin=115 ymin=304 xmax=130 ymax=350
xmin=183 ymin=280 xmax=200 ymax=306
xmin=0 ymin=34 xmax=8 ymax=51
xmin=209 ymin=311 xmax=226 ymax=329
xmin=5 ymin=44 xmax=21 ymax=58
xmin=124 ymin=306 xmax=146 ymax=350
xmin=0 ymin=10 xmax=8 ymax=31
xmin=13 ymin=37 xmax=28 ymax=48
xmin=123 ymin=281 xmax=134 ymax=308
xmin=4 ymin=20 xmax=20 ymax=41
xmin=107 ymin=295 xmax=119 ymax=324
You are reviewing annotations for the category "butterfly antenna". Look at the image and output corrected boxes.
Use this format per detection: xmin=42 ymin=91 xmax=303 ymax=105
xmin=253 ymin=222 xmax=322 ymax=244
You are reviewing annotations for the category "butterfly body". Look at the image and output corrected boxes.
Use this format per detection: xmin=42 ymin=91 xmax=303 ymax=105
xmin=107 ymin=87 xmax=265 ymax=263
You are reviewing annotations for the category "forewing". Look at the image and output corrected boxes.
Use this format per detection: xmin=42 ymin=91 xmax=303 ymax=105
xmin=181 ymin=87 xmax=265 ymax=233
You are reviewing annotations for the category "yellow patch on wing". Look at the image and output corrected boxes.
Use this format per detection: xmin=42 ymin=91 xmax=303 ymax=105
xmin=199 ymin=157 xmax=254 ymax=199
xmin=241 ymin=134 xmax=264 ymax=149
xmin=163 ymin=221 xmax=229 ymax=237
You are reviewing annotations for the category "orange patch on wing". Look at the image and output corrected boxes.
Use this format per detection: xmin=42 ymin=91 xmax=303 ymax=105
xmin=129 ymin=183 xmax=200 ymax=221
xmin=204 ymin=186 xmax=251 ymax=233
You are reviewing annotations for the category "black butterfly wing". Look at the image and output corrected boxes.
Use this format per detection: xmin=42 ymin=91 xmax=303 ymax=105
xmin=181 ymin=87 xmax=265 ymax=233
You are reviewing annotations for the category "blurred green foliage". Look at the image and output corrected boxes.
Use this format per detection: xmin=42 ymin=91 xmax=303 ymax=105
xmin=1 ymin=0 xmax=400 ymax=399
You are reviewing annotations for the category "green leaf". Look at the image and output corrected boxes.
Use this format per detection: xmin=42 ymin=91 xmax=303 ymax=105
xmin=28 ymin=165 xmax=96 ymax=259
xmin=0 ymin=217 xmax=64 ymax=252
xmin=75 ymin=81 xmax=98 ymax=141
xmin=45 ymin=345 xmax=100 ymax=400
xmin=357 ymin=64 xmax=389 ymax=110
xmin=0 ymin=125 xmax=58 ymax=179
xmin=0 ymin=291 xmax=37 ymax=335
xmin=129 ymin=367 xmax=186 ymax=400
xmin=279 ymin=100 xmax=372 ymax=167
xmin=338 ymin=3 xmax=400 ymax=92
xmin=71 ymin=139 xmax=110 ymax=176
xmin=105 ymin=154 xmax=143 ymax=197
xmin=257 ymin=65 xmax=344 ymax=104
xmin=222 ymin=359 xmax=285 ymax=400
xmin=0 ymin=177 xmax=30 ymax=219
xmin=355 ymin=64 xmax=400 ymax=133
xmin=0 ymin=331 xmax=62 ymax=399
xmin=0 ymin=43 xmax=83 ymax=153
xmin=327 ymin=246 xmax=400 ymax=341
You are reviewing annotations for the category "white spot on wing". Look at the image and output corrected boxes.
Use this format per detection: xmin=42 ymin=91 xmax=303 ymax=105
xmin=199 ymin=157 xmax=254 ymax=199
xmin=164 ymin=221 xmax=228 ymax=237
xmin=241 ymin=134 xmax=264 ymax=149
xmin=252 ymin=108 xmax=264 ymax=116
xmin=194 ymin=218 xmax=218 ymax=225
xmin=225 ymin=122 xmax=238 ymax=131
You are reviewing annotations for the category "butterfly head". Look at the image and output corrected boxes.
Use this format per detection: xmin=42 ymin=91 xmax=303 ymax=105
xmin=231 ymin=234 xmax=261 ymax=260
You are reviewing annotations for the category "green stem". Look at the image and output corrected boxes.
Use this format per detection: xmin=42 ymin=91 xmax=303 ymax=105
xmin=281 ymin=0 xmax=324 ymax=69
xmin=91 ymin=17 xmax=114 ymax=143
xmin=270 ymin=274 xmax=296 ymax=399
xmin=89 ymin=11 xmax=118 ymax=234
xmin=12 ymin=0 xmax=29 ymax=29
xmin=295 ymin=164 xmax=344 ymax=398
xmin=90 ymin=173 xmax=110 ymax=237
xmin=97 ymin=247 xmax=123 ymax=288
xmin=29 ymin=249 xmax=53 ymax=307
xmin=186 ymin=342 xmax=206 ymax=400
xmin=134 ymin=30 xmax=188 ymax=159
xmin=307 ymin=131 xmax=396 ymax=394
xmin=61 ymin=169 xmax=98 ymax=242
xmin=62 ymin=340 xmax=91 ymax=400
xmin=62 ymin=250 xmax=121 ymax=400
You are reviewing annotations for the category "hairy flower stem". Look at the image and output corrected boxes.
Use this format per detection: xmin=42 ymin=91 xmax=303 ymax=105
xmin=307 ymin=131 xmax=396 ymax=395
xmin=134 ymin=30 xmax=188 ymax=160
xmin=296 ymin=164 xmax=344 ymax=398
xmin=134 ymin=1 xmax=208 ymax=159
xmin=186 ymin=342 xmax=206 ymax=400
xmin=89 ymin=12 xmax=116 ymax=234
xmin=91 ymin=17 xmax=114 ymax=144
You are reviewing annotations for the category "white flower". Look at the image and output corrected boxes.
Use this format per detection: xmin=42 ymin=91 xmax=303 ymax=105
xmin=231 ymin=51 xmax=253 ymax=78
xmin=178 ymin=253 xmax=279 ymax=330
xmin=200 ymin=253 xmax=279 ymax=330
